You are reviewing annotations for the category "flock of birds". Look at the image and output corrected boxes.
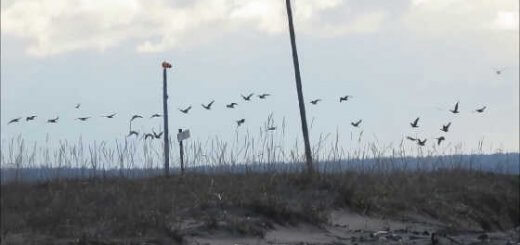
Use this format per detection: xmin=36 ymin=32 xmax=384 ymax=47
xmin=6 ymin=67 xmax=505 ymax=145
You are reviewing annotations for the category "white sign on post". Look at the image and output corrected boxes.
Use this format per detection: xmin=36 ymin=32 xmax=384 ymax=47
xmin=177 ymin=129 xmax=190 ymax=142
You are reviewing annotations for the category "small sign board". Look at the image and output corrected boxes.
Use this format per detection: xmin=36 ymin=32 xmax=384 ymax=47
xmin=177 ymin=129 xmax=190 ymax=142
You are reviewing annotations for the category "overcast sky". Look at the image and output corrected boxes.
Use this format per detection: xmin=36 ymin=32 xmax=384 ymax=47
xmin=1 ymin=0 xmax=519 ymax=153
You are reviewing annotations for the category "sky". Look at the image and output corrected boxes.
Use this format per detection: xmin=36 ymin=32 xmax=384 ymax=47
xmin=1 ymin=0 xmax=519 ymax=154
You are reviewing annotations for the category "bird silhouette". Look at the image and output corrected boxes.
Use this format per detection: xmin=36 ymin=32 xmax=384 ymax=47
xmin=258 ymin=93 xmax=271 ymax=99
xmin=226 ymin=103 xmax=238 ymax=109
xmin=417 ymin=138 xmax=427 ymax=146
xmin=8 ymin=117 xmax=21 ymax=124
xmin=150 ymin=113 xmax=162 ymax=118
xmin=202 ymin=100 xmax=215 ymax=110
xmin=144 ymin=133 xmax=154 ymax=140
xmin=47 ymin=117 xmax=59 ymax=123
xmin=76 ymin=117 xmax=91 ymax=121
xmin=351 ymin=119 xmax=362 ymax=127
xmin=179 ymin=106 xmax=192 ymax=114
xmin=310 ymin=99 xmax=321 ymax=105
xmin=410 ymin=117 xmax=420 ymax=128
xmin=267 ymin=126 xmax=277 ymax=131
xmin=153 ymin=130 xmax=163 ymax=139
xmin=494 ymin=68 xmax=506 ymax=75
xmin=449 ymin=102 xmax=460 ymax=114
xmin=339 ymin=95 xmax=352 ymax=102
xmin=435 ymin=136 xmax=445 ymax=145
xmin=130 ymin=115 xmax=143 ymax=122
xmin=26 ymin=115 xmax=37 ymax=121
xmin=406 ymin=136 xmax=417 ymax=141
xmin=127 ymin=130 xmax=139 ymax=137
xmin=241 ymin=93 xmax=254 ymax=101
xmin=441 ymin=122 xmax=451 ymax=132
xmin=103 ymin=113 xmax=117 ymax=119
xmin=75 ymin=103 xmax=81 ymax=109
xmin=236 ymin=118 xmax=245 ymax=127
xmin=475 ymin=106 xmax=486 ymax=113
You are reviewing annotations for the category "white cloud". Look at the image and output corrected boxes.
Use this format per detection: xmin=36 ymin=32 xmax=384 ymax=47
xmin=1 ymin=0 xmax=517 ymax=57
xmin=1 ymin=0 xmax=389 ymax=56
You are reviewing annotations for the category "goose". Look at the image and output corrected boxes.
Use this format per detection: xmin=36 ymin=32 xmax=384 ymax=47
xmin=351 ymin=120 xmax=362 ymax=127
xmin=144 ymin=133 xmax=154 ymax=140
xmin=475 ymin=106 xmax=486 ymax=113
xmin=339 ymin=95 xmax=352 ymax=102
xmin=150 ymin=113 xmax=162 ymax=118
xmin=226 ymin=103 xmax=238 ymax=109
xmin=310 ymin=99 xmax=321 ymax=105
xmin=435 ymin=136 xmax=445 ymax=145
xmin=406 ymin=136 xmax=417 ymax=141
xmin=417 ymin=138 xmax=427 ymax=146
xmin=241 ymin=93 xmax=254 ymax=101
xmin=26 ymin=115 xmax=37 ymax=121
xmin=441 ymin=122 xmax=451 ymax=132
xmin=449 ymin=102 xmax=460 ymax=114
xmin=76 ymin=117 xmax=91 ymax=121
xmin=258 ymin=93 xmax=271 ymax=99
xmin=47 ymin=117 xmax=59 ymax=123
xmin=127 ymin=130 xmax=139 ymax=137
xmin=202 ymin=100 xmax=215 ymax=110
xmin=179 ymin=106 xmax=192 ymax=114
xmin=103 ymin=113 xmax=117 ymax=119
xmin=130 ymin=115 xmax=143 ymax=122
xmin=153 ymin=130 xmax=163 ymax=139
xmin=236 ymin=119 xmax=245 ymax=127
xmin=410 ymin=117 xmax=420 ymax=128
xmin=8 ymin=117 xmax=21 ymax=124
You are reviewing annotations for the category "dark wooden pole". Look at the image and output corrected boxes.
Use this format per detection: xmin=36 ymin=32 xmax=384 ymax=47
xmin=178 ymin=129 xmax=185 ymax=175
xmin=163 ymin=66 xmax=170 ymax=176
xmin=285 ymin=0 xmax=313 ymax=173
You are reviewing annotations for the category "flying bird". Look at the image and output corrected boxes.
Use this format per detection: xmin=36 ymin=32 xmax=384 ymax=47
xmin=153 ymin=130 xmax=163 ymax=139
xmin=449 ymin=102 xmax=460 ymax=114
xmin=267 ymin=126 xmax=277 ymax=131
xmin=406 ymin=136 xmax=417 ymax=141
xmin=339 ymin=95 xmax=352 ymax=102
xmin=310 ymin=99 xmax=321 ymax=105
xmin=475 ymin=106 xmax=487 ymax=113
xmin=258 ymin=93 xmax=271 ymax=99
xmin=103 ymin=113 xmax=117 ymax=119
xmin=26 ymin=115 xmax=37 ymax=121
xmin=47 ymin=117 xmax=59 ymax=123
xmin=226 ymin=103 xmax=238 ymax=109
xmin=351 ymin=119 xmax=362 ymax=128
xmin=127 ymin=130 xmax=139 ymax=137
xmin=179 ymin=106 xmax=192 ymax=114
xmin=441 ymin=122 xmax=451 ymax=132
xmin=241 ymin=93 xmax=254 ymax=101
xmin=150 ymin=113 xmax=162 ymax=118
xmin=202 ymin=100 xmax=215 ymax=110
xmin=417 ymin=138 xmax=427 ymax=146
xmin=494 ymin=68 xmax=506 ymax=75
xmin=76 ymin=117 xmax=91 ymax=121
xmin=8 ymin=117 xmax=22 ymax=124
xmin=144 ymin=133 xmax=154 ymax=140
xmin=236 ymin=119 xmax=245 ymax=127
xmin=410 ymin=117 xmax=420 ymax=128
xmin=435 ymin=136 xmax=445 ymax=145
xmin=130 ymin=115 xmax=143 ymax=121
xmin=75 ymin=103 xmax=81 ymax=109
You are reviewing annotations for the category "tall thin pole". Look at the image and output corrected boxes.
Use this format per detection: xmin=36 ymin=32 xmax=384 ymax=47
xmin=178 ymin=129 xmax=185 ymax=175
xmin=285 ymin=0 xmax=313 ymax=173
xmin=162 ymin=63 xmax=171 ymax=176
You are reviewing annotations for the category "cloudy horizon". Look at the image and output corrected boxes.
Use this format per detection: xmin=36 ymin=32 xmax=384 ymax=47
xmin=1 ymin=0 xmax=519 ymax=154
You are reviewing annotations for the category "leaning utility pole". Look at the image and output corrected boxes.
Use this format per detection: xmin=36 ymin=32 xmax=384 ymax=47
xmin=285 ymin=0 xmax=313 ymax=173
xmin=162 ymin=61 xmax=172 ymax=176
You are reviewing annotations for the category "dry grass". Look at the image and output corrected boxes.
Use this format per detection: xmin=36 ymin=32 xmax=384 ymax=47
xmin=1 ymin=169 xmax=518 ymax=244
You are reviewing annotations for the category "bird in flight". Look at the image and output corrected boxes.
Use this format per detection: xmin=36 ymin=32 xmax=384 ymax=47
xmin=226 ymin=103 xmax=238 ymax=109
xmin=267 ymin=126 xmax=277 ymax=131
xmin=339 ymin=95 xmax=352 ymax=102
xmin=8 ymin=117 xmax=21 ymax=124
xmin=406 ymin=136 xmax=417 ymax=141
xmin=75 ymin=103 xmax=81 ymax=109
xmin=435 ymin=136 xmax=445 ymax=145
xmin=179 ymin=106 xmax=192 ymax=114
xmin=153 ymin=130 xmax=163 ymax=139
xmin=130 ymin=115 xmax=143 ymax=122
xmin=441 ymin=122 xmax=451 ymax=133
xmin=410 ymin=117 xmax=420 ymax=128
xmin=494 ymin=68 xmax=506 ymax=75
xmin=103 ymin=113 xmax=117 ymax=119
xmin=417 ymin=138 xmax=427 ymax=146
xmin=144 ymin=133 xmax=154 ymax=140
xmin=47 ymin=117 xmax=59 ymax=123
xmin=449 ymin=102 xmax=460 ymax=114
xmin=475 ymin=106 xmax=487 ymax=113
xmin=258 ymin=93 xmax=271 ymax=99
xmin=351 ymin=119 xmax=362 ymax=127
xmin=236 ymin=118 xmax=245 ymax=127
xmin=202 ymin=100 xmax=215 ymax=110
xmin=26 ymin=115 xmax=37 ymax=121
xmin=127 ymin=130 xmax=139 ymax=137
xmin=310 ymin=99 xmax=321 ymax=105
xmin=76 ymin=117 xmax=91 ymax=121
xmin=241 ymin=93 xmax=254 ymax=101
